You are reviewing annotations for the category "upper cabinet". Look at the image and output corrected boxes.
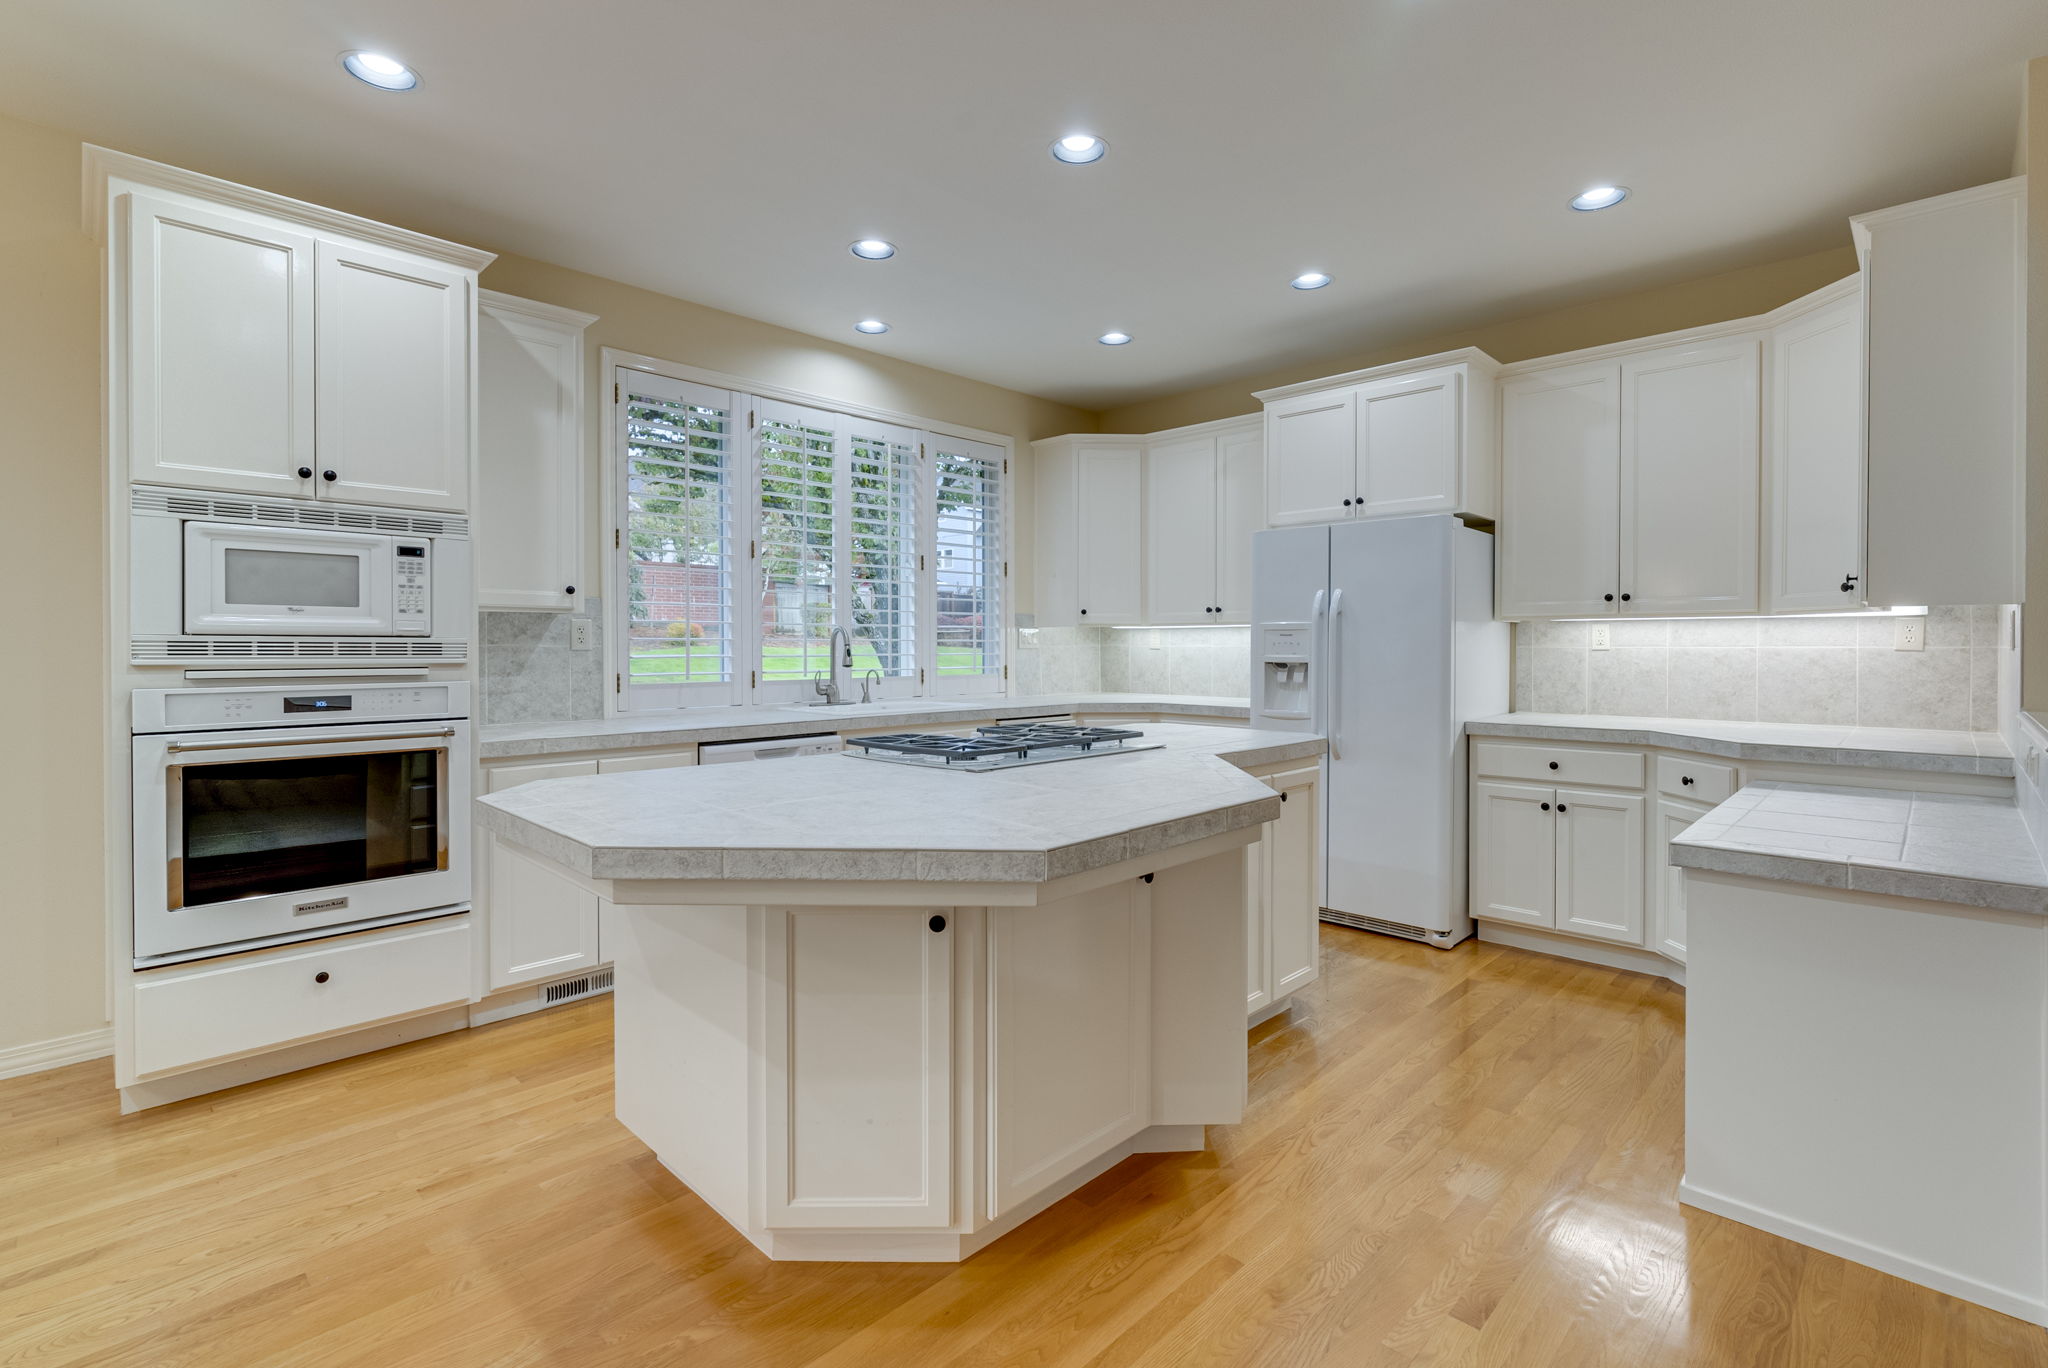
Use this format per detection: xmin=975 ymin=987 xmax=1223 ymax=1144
xmin=1497 ymin=362 xmax=1623 ymax=619
xmin=1255 ymin=351 xmax=1499 ymax=528
xmin=1033 ymin=437 xmax=1145 ymax=626
xmin=1144 ymin=418 xmax=1263 ymax=624
xmin=476 ymin=292 xmax=598 ymax=611
xmin=1854 ymin=178 xmax=2025 ymax=608
xmin=1765 ymin=281 xmax=1864 ymax=613
xmin=98 ymin=150 xmax=493 ymax=514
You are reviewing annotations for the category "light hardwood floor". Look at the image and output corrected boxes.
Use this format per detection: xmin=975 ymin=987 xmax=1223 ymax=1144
xmin=3 ymin=928 xmax=2043 ymax=1368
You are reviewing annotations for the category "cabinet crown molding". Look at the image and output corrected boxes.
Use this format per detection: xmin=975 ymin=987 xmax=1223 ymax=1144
xmin=1251 ymin=347 xmax=1501 ymax=403
xmin=479 ymin=290 xmax=600 ymax=331
xmin=1849 ymin=175 xmax=2025 ymax=251
xmin=83 ymin=145 xmax=497 ymax=273
xmin=1497 ymin=274 xmax=1862 ymax=379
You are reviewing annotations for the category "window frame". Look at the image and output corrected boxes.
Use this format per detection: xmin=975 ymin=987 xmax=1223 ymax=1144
xmin=600 ymin=349 xmax=1012 ymax=717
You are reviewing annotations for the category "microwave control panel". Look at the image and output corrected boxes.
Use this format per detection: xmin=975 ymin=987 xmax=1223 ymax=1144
xmin=393 ymin=542 xmax=431 ymax=634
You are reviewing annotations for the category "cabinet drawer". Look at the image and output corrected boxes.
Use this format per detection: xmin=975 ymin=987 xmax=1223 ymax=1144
xmin=1656 ymin=754 xmax=1736 ymax=804
xmin=486 ymin=759 xmax=598 ymax=793
xmin=132 ymin=916 xmax=473 ymax=1076
xmin=596 ymin=750 xmax=696 ymax=774
xmin=1473 ymin=742 xmax=1643 ymax=790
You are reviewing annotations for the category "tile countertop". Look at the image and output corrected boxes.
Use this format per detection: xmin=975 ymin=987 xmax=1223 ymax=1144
xmin=478 ymin=694 xmax=1253 ymax=760
xmin=1467 ymin=714 xmax=2012 ymax=777
xmin=476 ymin=722 xmax=1323 ymax=885
xmin=1670 ymin=782 xmax=2048 ymax=915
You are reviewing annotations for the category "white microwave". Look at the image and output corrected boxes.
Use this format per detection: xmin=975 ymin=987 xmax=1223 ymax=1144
xmin=183 ymin=521 xmax=433 ymax=636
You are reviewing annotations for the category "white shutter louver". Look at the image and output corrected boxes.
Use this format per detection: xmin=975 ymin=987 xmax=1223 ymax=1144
xmin=622 ymin=381 xmax=735 ymax=694
xmin=848 ymin=427 xmax=918 ymax=678
xmin=756 ymin=405 xmax=839 ymax=683
xmin=931 ymin=439 xmax=1004 ymax=683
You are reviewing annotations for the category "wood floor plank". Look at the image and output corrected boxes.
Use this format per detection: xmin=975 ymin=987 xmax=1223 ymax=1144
xmin=1 ymin=929 xmax=2041 ymax=1368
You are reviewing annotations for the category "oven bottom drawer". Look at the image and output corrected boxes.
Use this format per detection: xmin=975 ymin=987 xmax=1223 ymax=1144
xmin=132 ymin=915 xmax=472 ymax=1077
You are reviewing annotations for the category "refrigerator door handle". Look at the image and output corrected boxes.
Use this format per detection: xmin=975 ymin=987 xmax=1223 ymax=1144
xmin=1327 ymin=588 xmax=1345 ymax=760
xmin=1308 ymin=589 xmax=1327 ymax=737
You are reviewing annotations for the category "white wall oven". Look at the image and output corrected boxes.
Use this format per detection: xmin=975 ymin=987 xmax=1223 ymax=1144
xmin=129 ymin=486 xmax=471 ymax=666
xmin=131 ymin=683 xmax=472 ymax=965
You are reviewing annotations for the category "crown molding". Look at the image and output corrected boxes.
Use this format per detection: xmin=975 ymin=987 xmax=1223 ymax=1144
xmin=479 ymin=289 xmax=600 ymax=331
xmin=1251 ymin=346 xmax=1501 ymax=403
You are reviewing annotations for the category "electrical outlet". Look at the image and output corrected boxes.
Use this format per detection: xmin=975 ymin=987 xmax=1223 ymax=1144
xmin=569 ymin=617 xmax=594 ymax=651
xmin=1588 ymin=623 xmax=1611 ymax=651
xmin=1894 ymin=616 xmax=1925 ymax=652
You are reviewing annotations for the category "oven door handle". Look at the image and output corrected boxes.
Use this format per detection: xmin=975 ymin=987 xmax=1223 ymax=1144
xmin=164 ymin=726 xmax=458 ymax=754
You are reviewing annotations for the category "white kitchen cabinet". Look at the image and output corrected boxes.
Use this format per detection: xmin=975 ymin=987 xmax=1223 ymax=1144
xmin=1256 ymin=352 xmax=1499 ymax=529
xmin=1765 ymin=283 xmax=1865 ymax=613
xmin=1854 ymin=178 xmax=2025 ymax=607
xmin=480 ymin=758 xmax=602 ymax=990
xmin=1619 ymin=338 xmax=1760 ymax=616
xmin=1470 ymin=742 xmax=1646 ymax=947
xmin=123 ymin=193 xmax=318 ymax=499
xmin=477 ymin=292 xmax=598 ymax=611
xmin=1652 ymin=797 xmax=1708 ymax=963
xmin=1244 ymin=832 xmax=1271 ymax=1020
xmin=1264 ymin=765 xmax=1321 ymax=1000
xmin=1143 ymin=418 xmax=1264 ymax=625
xmin=1497 ymin=361 xmax=1623 ymax=618
xmin=1553 ymin=788 xmax=1645 ymax=945
xmin=764 ymin=907 xmax=954 ymax=1229
xmin=595 ymin=750 xmax=697 ymax=774
xmin=1032 ymin=436 xmax=1145 ymax=627
xmin=1470 ymin=780 xmax=1558 ymax=926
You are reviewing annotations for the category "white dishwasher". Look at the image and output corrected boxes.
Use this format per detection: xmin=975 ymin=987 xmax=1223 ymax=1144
xmin=697 ymin=733 xmax=845 ymax=764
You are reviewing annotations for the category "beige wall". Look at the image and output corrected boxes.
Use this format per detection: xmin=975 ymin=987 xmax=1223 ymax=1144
xmin=1098 ymin=246 xmax=1862 ymax=433
xmin=0 ymin=113 xmax=108 ymax=1058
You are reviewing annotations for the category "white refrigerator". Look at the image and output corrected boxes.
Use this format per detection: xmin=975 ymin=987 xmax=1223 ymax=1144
xmin=1251 ymin=514 xmax=1509 ymax=947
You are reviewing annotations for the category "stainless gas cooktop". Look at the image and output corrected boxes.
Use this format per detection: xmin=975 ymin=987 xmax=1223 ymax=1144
xmin=845 ymin=723 xmax=1163 ymax=771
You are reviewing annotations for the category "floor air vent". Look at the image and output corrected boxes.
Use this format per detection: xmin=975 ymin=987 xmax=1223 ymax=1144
xmin=542 ymin=968 xmax=614 ymax=1007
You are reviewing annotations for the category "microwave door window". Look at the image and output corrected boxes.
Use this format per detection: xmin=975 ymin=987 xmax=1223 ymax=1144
xmin=222 ymin=548 xmax=364 ymax=608
xmin=175 ymin=749 xmax=442 ymax=908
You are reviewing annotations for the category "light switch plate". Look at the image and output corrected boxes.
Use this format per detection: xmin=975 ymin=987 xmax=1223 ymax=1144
xmin=570 ymin=617 xmax=594 ymax=651
xmin=1894 ymin=616 xmax=1924 ymax=651
xmin=1588 ymin=623 xmax=1611 ymax=650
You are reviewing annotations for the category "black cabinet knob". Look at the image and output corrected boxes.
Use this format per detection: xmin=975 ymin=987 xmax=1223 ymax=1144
xmin=313 ymin=971 xmax=330 ymax=984
xmin=1342 ymin=497 xmax=1353 ymax=507
xmin=1620 ymin=593 xmax=1631 ymax=602
xmin=1841 ymin=574 xmax=1860 ymax=593
xmin=928 ymin=914 xmax=946 ymax=933
xmin=565 ymin=586 xmax=576 ymax=596
xmin=1280 ymin=791 xmax=1289 ymax=802
xmin=321 ymin=469 xmax=338 ymax=482
xmin=1681 ymin=775 xmax=1695 ymax=786
xmin=297 ymin=466 xmax=313 ymax=479
xmin=1604 ymin=593 xmax=1615 ymax=602
xmin=1079 ymin=608 xmax=1087 ymax=616
xmin=1541 ymin=802 xmax=1551 ymax=811
xmin=1556 ymin=804 xmax=1568 ymax=813
xmin=1141 ymin=872 xmax=1155 ymax=884
xmin=1548 ymin=761 xmax=1559 ymax=770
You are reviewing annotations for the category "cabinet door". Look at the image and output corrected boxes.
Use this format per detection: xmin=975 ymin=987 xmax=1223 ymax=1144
xmin=1766 ymin=295 xmax=1864 ymax=613
xmin=477 ymin=300 xmax=586 ymax=610
xmin=1356 ymin=368 xmax=1461 ymax=519
xmin=1555 ymin=788 xmax=1645 ymax=945
xmin=484 ymin=758 xmax=598 ymax=792
xmin=1245 ymin=825 xmax=1272 ymax=1019
xmin=1266 ymin=767 xmax=1321 ymax=999
xmin=124 ymin=194 xmax=316 ymax=497
xmin=1214 ymin=425 xmax=1264 ymax=624
xmin=315 ymin=240 xmax=470 ymax=512
xmin=1143 ymin=435 xmax=1220 ymax=625
xmin=763 ymin=908 xmax=953 ymax=1229
xmin=595 ymin=751 xmax=697 ymax=774
xmin=1074 ymin=445 xmax=1144 ymax=623
xmin=1620 ymin=338 xmax=1760 ymax=615
xmin=1497 ymin=363 xmax=1621 ymax=617
xmin=1470 ymin=781 xmax=1556 ymax=926
xmin=484 ymin=832 xmax=601 ymax=989
xmin=1652 ymin=797 xmax=1708 ymax=964
xmin=1264 ymin=389 xmax=1357 ymax=527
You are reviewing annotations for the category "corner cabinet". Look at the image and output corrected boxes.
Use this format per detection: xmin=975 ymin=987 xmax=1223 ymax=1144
xmin=476 ymin=292 xmax=598 ymax=611
xmin=1143 ymin=418 xmax=1263 ymax=624
xmin=1256 ymin=351 xmax=1500 ymax=529
xmin=1765 ymin=282 xmax=1865 ymax=613
xmin=112 ymin=181 xmax=487 ymax=512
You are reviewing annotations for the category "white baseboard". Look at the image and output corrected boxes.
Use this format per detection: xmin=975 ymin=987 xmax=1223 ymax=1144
xmin=118 ymin=1006 xmax=471 ymax=1113
xmin=0 ymin=1027 xmax=114 ymax=1081
xmin=1477 ymin=921 xmax=1685 ymax=986
xmin=1679 ymin=1178 xmax=2047 ymax=1328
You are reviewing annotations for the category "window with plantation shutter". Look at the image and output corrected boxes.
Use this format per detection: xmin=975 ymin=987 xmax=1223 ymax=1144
xmin=929 ymin=436 xmax=1004 ymax=694
xmin=755 ymin=401 xmax=840 ymax=688
xmin=847 ymin=425 xmax=917 ymax=680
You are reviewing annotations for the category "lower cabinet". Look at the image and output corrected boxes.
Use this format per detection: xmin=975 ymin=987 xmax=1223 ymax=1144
xmin=1652 ymin=797 xmax=1709 ymax=963
xmin=1245 ymin=762 xmax=1321 ymax=1020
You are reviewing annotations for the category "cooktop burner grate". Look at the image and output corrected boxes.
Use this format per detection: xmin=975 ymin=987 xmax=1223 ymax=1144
xmin=846 ymin=723 xmax=1161 ymax=770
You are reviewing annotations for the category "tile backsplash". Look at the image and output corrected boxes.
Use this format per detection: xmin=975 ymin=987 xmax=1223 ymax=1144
xmin=1512 ymin=606 xmax=2006 ymax=732
xmin=480 ymin=600 xmax=607 ymax=725
xmin=1011 ymin=626 xmax=1252 ymax=698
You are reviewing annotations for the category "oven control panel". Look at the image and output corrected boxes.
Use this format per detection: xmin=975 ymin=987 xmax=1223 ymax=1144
xmin=132 ymin=681 xmax=470 ymax=734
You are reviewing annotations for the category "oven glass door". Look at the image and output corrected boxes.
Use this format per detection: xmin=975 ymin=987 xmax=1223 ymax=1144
xmin=183 ymin=521 xmax=396 ymax=635
xmin=170 ymin=747 xmax=446 ymax=910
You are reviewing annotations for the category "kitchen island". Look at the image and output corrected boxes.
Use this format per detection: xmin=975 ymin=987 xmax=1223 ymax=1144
xmin=477 ymin=723 xmax=1323 ymax=1261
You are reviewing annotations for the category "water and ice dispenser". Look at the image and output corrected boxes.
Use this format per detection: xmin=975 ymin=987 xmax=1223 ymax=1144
xmin=1256 ymin=622 xmax=1314 ymax=721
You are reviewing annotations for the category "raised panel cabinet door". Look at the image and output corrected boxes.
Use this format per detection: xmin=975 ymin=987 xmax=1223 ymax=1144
xmin=484 ymin=832 xmax=601 ymax=989
xmin=1469 ymin=781 xmax=1556 ymax=926
xmin=1266 ymin=768 xmax=1321 ymax=999
xmin=1214 ymin=425 xmax=1264 ymax=624
xmin=476 ymin=300 xmax=587 ymax=610
xmin=1264 ymin=388 xmax=1357 ymax=526
xmin=1497 ymin=363 xmax=1621 ymax=618
xmin=1355 ymin=368 xmax=1462 ymax=518
xmin=1144 ymin=435 xmax=1221 ymax=624
xmin=763 ymin=908 xmax=953 ymax=1229
xmin=1653 ymin=797 xmax=1709 ymax=964
xmin=315 ymin=240 xmax=470 ymax=512
xmin=124 ymin=194 xmax=316 ymax=497
xmin=1767 ymin=295 xmax=1864 ymax=612
xmin=1074 ymin=445 xmax=1144 ymax=623
xmin=1555 ymin=787 xmax=1646 ymax=945
xmin=1245 ymin=822 xmax=1272 ymax=1018
xmin=1620 ymin=337 xmax=1761 ymax=615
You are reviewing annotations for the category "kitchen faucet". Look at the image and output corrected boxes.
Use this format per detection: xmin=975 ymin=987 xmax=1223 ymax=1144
xmin=861 ymin=669 xmax=881 ymax=703
xmin=813 ymin=626 xmax=853 ymax=705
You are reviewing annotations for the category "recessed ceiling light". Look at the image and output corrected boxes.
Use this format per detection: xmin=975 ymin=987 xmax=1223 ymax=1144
xmin=1098 ymin=331 xmax=1132 ymax=346
xmin=340 ymin=51 xmax=419 ymax=91
xmin=850 ymin=239 xmax=896 ymax=260
xmin=1051 ymin=134 xmax=1108 ymax=165
xmin=854 ymin=319 xmax=890 ymax=335
xmin=1569 ymin=185 xmax=1628 ymax=212
xmin=1290 ymin=272 xmax=1333 ymax=290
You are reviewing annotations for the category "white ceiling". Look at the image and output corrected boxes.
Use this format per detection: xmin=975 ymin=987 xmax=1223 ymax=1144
xmin=3 ymin=0 xmax=2043 ymax=410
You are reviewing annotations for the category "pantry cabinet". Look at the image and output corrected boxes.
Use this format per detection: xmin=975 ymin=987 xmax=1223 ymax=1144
xmin=1765 ymin=282 xmax=1865 ymax=613
xmin=1256 ymin=352 xmax=1499 ymax=529
xmin=476 ymin=292 xmax=598 ymax=611
xmin=1143 ymin=418 xmax=1263 ymax=624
